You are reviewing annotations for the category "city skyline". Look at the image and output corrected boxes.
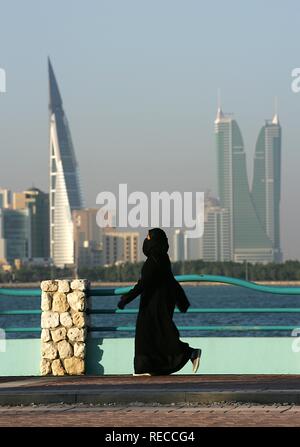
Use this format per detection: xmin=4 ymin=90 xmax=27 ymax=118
xmin=0 ymin=84 xmax=290 ymax=264
xmin=0 ymin=65 xmax=288 ymax=265
xmin=0 ymin=1 xmax=300 ymax=259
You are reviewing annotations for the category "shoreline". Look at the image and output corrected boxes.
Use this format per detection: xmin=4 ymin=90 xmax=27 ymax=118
xmin=1 ymin=280 xmax=300 ymax=288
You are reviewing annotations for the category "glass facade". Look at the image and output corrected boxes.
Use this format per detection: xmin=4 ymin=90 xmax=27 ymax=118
xmin=215 ymin=109 xmax=274 ymax=263
xmin=251 ymin=118 xmax=282 ymax=262
xmin=0 ymin=209 xmax=29 ymax=263
xmin=203 ymin=207 xmax=231 ymax=262
xmin=25 ymin=188 xmax=50 ymax=259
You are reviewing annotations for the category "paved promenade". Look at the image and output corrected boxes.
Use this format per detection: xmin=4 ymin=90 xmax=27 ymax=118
xmin=1 ymin=375 xmax=300 ymax=406
xmin=0 ymin=375 xmax=300 ymax=426
xmin=1 ymin=402 xmax=300 ymax=427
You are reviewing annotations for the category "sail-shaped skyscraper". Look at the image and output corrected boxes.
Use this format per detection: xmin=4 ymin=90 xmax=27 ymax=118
xmin=215 ymin=107 xmax=274 ymax=263
xmin=48 ymin=59 xmax=83 ymax=267
xmin=251 ymin=113 xmax=282 ymax=262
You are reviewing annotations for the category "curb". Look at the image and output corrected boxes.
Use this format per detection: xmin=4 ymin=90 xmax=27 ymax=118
xmin=1 ymin=389 xmax=300 ymax=406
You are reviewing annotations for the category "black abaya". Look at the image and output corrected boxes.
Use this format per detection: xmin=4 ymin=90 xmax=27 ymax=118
xmin=118 ymin=234 xmax=193 ymax=375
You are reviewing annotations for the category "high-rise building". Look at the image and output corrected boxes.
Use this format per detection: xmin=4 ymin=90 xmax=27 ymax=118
xmin=173 ymin=229 xmax=188 ymax=262
xmin=13 ymin=188 xmax=50 ymax=259
xmin=173 ymin=229 xmax=202 ymax=262
xmin=0 ymin=189 xmax=11 ymax=209
xmin=73 ymin=209 xmax=103 ymax=269
xmin=215 ymin=108 xmax=274 ymax=263
xmin=48 ymin=59 xmax=83 ymax=267
xmin=202 ymin=197 xmax=231 ymax=262
xmin=12 ymin=192 xmax=26 ymax=210
xmin=251 ymin=114 xmax=282 ymax=262
xmin=0 ymin=208 xmax=30 ymax=264
xmin=185 ymin=236 xmax=203 ymax=261
xmin=103 ymin=231 xmax=139 ymax=265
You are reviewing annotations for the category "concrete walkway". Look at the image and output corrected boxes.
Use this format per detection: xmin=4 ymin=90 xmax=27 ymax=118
xmin=1 ymin=402 xmax=300 ymax=427
xmin=1 ymin=375 xmax=300 ymax=406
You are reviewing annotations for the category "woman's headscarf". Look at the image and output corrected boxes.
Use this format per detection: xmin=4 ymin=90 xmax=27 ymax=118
xmin=142 ymin=228 xmax=169 ymax=257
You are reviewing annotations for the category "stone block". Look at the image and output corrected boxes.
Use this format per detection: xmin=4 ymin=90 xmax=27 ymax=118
xmin=40 ymin=359 xmax=52 ymax=376
xmin=51 ymin=359 xmax=66 ymax=376
xmin=41 ymin=292 xmax=52 ymax=311
xmin=74 ymin=342 xmax=85 ymax=359
xmin=52 ymin=292 xmax=69 ymax=313
xmin=51 ymin=326 xmax=67 ymax=343
xmin=41 ymin=311 xmax=60 ymax=329
xmin=41 ymin=280 xmax=58 ymax=292
xmin=67 ymin=291 xmax=85 ymax=311
xmin=60 ymin=312 xmax=73 ymax=328
xmin=67 ymin=327 xmax=85 ymax=343
xmin=57 ymin=340 xmax=73 ymax=359
xmin=64 ymin=357 xmax=84 ymax=375
xmin=72 ymin=311 xmax=86 ymax=328
xmin=70 ymin=279 xmax=90 ymax=291
xmin=41 ymin=341 xmax=57 ymax=360
xmin=57 ymin=280 xmax=70 ymax=293
xmin=41 ymin=328 xmax=51 ymax=342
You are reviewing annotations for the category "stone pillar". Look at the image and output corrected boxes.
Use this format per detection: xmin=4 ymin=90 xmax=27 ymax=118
xmin=40 ymin=279 xmax=89 ymax=376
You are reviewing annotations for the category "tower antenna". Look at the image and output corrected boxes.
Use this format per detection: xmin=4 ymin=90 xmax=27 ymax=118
xmin=217 ymin=88 xmax=222 ymax=109
xmin=274 ymin=96 xmax=278 ymax=115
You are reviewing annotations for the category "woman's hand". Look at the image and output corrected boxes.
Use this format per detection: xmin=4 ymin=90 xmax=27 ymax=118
xmin=117 ymin=296 xmax=126 ymax=310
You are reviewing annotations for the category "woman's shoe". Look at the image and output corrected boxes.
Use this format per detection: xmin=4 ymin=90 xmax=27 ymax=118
xmin=133 ymin=373 xmax=151 ymax=376
xmin=191 ymin=349 xmax=202 ymax=373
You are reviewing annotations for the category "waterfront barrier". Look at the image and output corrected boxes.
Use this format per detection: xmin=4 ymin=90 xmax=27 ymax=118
xmin=0 ymin=275 xmax=300 ymax=376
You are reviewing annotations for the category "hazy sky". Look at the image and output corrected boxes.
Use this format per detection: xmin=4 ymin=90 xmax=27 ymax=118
xmin=0 ymin=0 xmax=300 ymax=260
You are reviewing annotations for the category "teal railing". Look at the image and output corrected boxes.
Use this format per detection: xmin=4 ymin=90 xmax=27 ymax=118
xmin=1 ymin=274 xmax=300 ymax=334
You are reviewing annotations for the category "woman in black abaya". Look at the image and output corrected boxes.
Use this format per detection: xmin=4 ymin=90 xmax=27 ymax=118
xmin=117 ymin=228 xmax=201 ymax=376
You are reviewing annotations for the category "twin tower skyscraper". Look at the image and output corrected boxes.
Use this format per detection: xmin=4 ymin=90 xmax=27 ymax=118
xmin=48 ymin=58 xmax=282 ymax=267
xmin=215 ymin=106 xmax=282 ymax=263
